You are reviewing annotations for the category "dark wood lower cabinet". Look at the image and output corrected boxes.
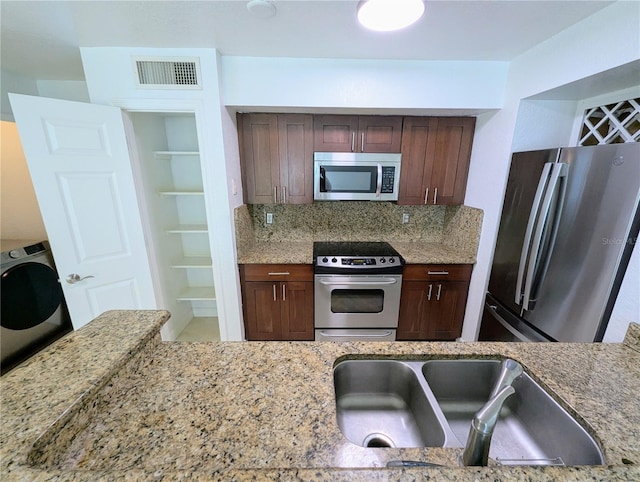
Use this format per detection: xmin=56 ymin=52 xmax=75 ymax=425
xmin=240 ymin=264 xmax=314 ymax=341
xmin=397 ymin=264 xmax=472 ymax=341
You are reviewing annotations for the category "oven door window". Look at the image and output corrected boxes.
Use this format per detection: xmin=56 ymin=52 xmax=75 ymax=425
xmin=331 ymin=289 xmax=384 ymax=313
xmin=320 ymin=166 xmax=377 ymax=193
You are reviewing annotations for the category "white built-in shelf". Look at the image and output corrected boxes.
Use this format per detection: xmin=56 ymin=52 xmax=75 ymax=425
xmin=154 ymin=150 xmax=200 ymax=159
xmin=166 ymin=224 xmax=209 ymax=234
xmin=177 ymin=287 xmax=216 ymax=301
xmin=159 ymin=190 xmax=205 ymax=196
xmin=170 ymin=257 xmax=212 ymax=269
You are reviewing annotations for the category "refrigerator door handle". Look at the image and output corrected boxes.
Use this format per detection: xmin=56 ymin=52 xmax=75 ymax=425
xmin=522 ymin=162 xmax=567 ymax=311
xmin=515 ymin=162 xmax=553 ymax=306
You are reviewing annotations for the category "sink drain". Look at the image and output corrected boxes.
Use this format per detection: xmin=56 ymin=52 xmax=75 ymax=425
xmin=363 ymin=433 xmax=396 ymax=448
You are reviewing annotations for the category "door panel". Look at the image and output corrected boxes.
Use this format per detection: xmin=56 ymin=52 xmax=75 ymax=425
xmin=9 ymin=93 xmax=157 ymax=329
xmin=281 ymin=281 xmax=313 ymax=340
xmin=58 ymin=173 xmax=130 ymax=261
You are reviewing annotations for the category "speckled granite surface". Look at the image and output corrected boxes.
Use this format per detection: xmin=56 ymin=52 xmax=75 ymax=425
xmin=235 ymin=203 xmax=482 ymax=264
xmin=2 ymin=313 xmax=639 ymax=481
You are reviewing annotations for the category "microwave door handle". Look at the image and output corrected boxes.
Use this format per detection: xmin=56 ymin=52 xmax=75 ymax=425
xmin=319 ymin=166 xmax=326 ymax=192
xmin=376 ymin=164 xmax=382 ymax=196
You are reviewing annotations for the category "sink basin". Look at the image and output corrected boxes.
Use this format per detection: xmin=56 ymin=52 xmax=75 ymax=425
xmin=421 ymin=359 xmax=605 ymax=466
xmin=333 ymin=358 xmax=605 ymax=466
xmin=333 ymin=360 xmax=446 ymax=447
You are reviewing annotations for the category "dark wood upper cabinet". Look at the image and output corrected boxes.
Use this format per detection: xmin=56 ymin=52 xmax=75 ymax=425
xmin=238 ymin=113 xmax=313 ymax=204
xmin=277 ymin=114 xmax=314 ymax=204
xmin=313 ymin=115 xmax=402 ymax=153
xmin=398 ymin=116 xmax=475 ymax=205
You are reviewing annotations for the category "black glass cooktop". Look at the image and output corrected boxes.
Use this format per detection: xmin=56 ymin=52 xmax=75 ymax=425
xmin=313 ymin=241 xmax=401 ymax=258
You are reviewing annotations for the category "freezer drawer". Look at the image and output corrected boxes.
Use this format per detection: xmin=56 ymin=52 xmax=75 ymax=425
xmin=478 ymin=295 xmax=551 ymax=342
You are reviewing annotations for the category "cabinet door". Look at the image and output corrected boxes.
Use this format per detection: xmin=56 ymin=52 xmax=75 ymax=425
xmin=430 ymin=117 xmax=475 ymax=205
xmin=239 ymin=113 xmax=280 ymax=204
xmin=243 ymin=281 xmax=282 ymax=340
xmin=278 ymin=114 xmax=313 ymax=204
xmin=397 ymin=117 xmax=438 ymax=204
xmin=358 ymin=116 xmax=403 ymax=153
xmin=425 ymin=281 xmax=469 ymax=340
xmin=313 ymin=115 xmax=359 ymax=152
xmin=281 ymin=281 xmax=314 ymax=340
xmin=397 ymin=281 xmax=430 ymax=340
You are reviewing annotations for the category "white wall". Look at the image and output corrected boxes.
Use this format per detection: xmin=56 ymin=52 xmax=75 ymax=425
xmin=0 ymin=121 xmax=47 ymax=240
xmin=222 ymin=57 xmax=508 ymax=113
xmin=460 ymin=0 xmax=640 ymax=341
xmin=1 ymin=70 xmax=38 ymax=121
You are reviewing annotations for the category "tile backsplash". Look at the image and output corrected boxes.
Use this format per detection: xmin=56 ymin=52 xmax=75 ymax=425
xmin=240 ymin=202 xmax=481 ymax=243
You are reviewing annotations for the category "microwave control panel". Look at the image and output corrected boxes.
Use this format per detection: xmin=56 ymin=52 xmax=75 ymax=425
xmin=381 ymin=166 xmax=396 ymax=193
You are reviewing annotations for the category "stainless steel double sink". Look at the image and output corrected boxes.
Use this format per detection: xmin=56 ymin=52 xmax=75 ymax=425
xmin=333 ymin=358 xmax=605 ymax=466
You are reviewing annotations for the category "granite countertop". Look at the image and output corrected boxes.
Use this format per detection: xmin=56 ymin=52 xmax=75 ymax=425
xmin=237 ymin=241 xmax=474 ymax=265
xmin=2 ymin=311 xmax=639 ymax=481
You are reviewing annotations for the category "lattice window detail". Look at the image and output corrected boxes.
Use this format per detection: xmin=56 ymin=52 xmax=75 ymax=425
xmin=579 ymin=98 xmax=640 ymax=145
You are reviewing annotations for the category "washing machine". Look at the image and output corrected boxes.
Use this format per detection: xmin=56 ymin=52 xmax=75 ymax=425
xmin=1 ymin=240 xmax=73 ymax=375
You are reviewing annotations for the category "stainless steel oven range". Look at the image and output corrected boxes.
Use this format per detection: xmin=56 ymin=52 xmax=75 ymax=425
xmin=313 ymin=241 xmax=404 ymax=341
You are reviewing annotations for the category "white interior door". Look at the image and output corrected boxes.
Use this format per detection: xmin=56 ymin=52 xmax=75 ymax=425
xmin=9 ymin=94 xmax=157 ymax=329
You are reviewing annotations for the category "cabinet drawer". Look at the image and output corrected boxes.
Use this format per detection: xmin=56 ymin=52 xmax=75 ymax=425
xmin=403 ymin=264 xmax=472 ymax=281
xmin=240 ymin=264 xmax=313 ymax=282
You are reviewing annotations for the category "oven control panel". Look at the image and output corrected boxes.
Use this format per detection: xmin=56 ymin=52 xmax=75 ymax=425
xmin=316 ymin=256 xmax=402 ymax=269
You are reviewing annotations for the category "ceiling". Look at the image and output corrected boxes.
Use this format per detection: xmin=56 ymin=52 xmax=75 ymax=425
xmin=0 ymin=0 xmax=616 ymax=81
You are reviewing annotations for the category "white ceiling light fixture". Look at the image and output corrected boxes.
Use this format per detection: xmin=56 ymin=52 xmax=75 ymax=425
xmin=357 ymin=0 xmax=425 ymax=32
xmin=247 ymin=0 xmax=276 ymax=19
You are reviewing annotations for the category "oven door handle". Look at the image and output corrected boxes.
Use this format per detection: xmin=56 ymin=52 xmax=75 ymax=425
xmin=317 ymin=330 xmax=394 ymax=339
xmin=317 ymin=278 xmax=398 ymax=286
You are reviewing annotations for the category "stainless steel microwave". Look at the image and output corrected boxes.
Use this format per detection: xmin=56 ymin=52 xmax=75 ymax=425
xmin=313 ymin=152 xmax=402 ymax=201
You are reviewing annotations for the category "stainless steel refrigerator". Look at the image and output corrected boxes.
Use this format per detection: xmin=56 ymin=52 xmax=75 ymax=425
xmin=479 ymin=143 xmax=640 ymax=342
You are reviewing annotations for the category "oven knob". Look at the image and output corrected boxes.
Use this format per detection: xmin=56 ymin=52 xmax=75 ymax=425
xmin=332 ymin=257 xmax=337 ymax=263
xmin=379 ymin=257 xmax=386 ymax=263
xmin=389 ymin=257 xmax=395 ymax=263
xmin=322 ymin=257 xmax=328 ymax=263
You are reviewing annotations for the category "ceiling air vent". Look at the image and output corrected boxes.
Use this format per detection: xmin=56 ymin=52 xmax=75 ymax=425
xmin=133 ymin=57 xmax=202 ymax=89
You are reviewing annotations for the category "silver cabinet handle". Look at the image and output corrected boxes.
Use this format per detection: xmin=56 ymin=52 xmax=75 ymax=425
xmin=282 ymin=185 xmax=287 ymax=204
xmin=436 ymin=284 xmax=442 ymax=301
xmin=273 ymin=186 xmax=277 ymax=204
xmin=361 ymin=132 xmax=365 ymax=152
xmin=427 ymin=271 xmax=449 ymax=275
xmin=66 ymin=273 xmax=95 ymax=284
xmin=351 ymin=132 xmax=355 ymax=152
xmin=268 ymin=272 xmax=290 ymax=276
xmin=427 ymin=283 xmax=433 ymax=301
xmin=433 ymin=187 xmax=438 ymax=204
xmin=424 ymin=187 xmax=429 ymax=205
xmin=273 ymin=284 xmax=277 ymax=301
xmin=282 ymin=284 xmax=286 ymax=301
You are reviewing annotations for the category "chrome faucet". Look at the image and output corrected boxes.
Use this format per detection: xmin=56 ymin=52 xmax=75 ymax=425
xmin=490 ymin=358 xmax=524 ymax=398
xmin=461 ymin=359 xmax=523 ymax=466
